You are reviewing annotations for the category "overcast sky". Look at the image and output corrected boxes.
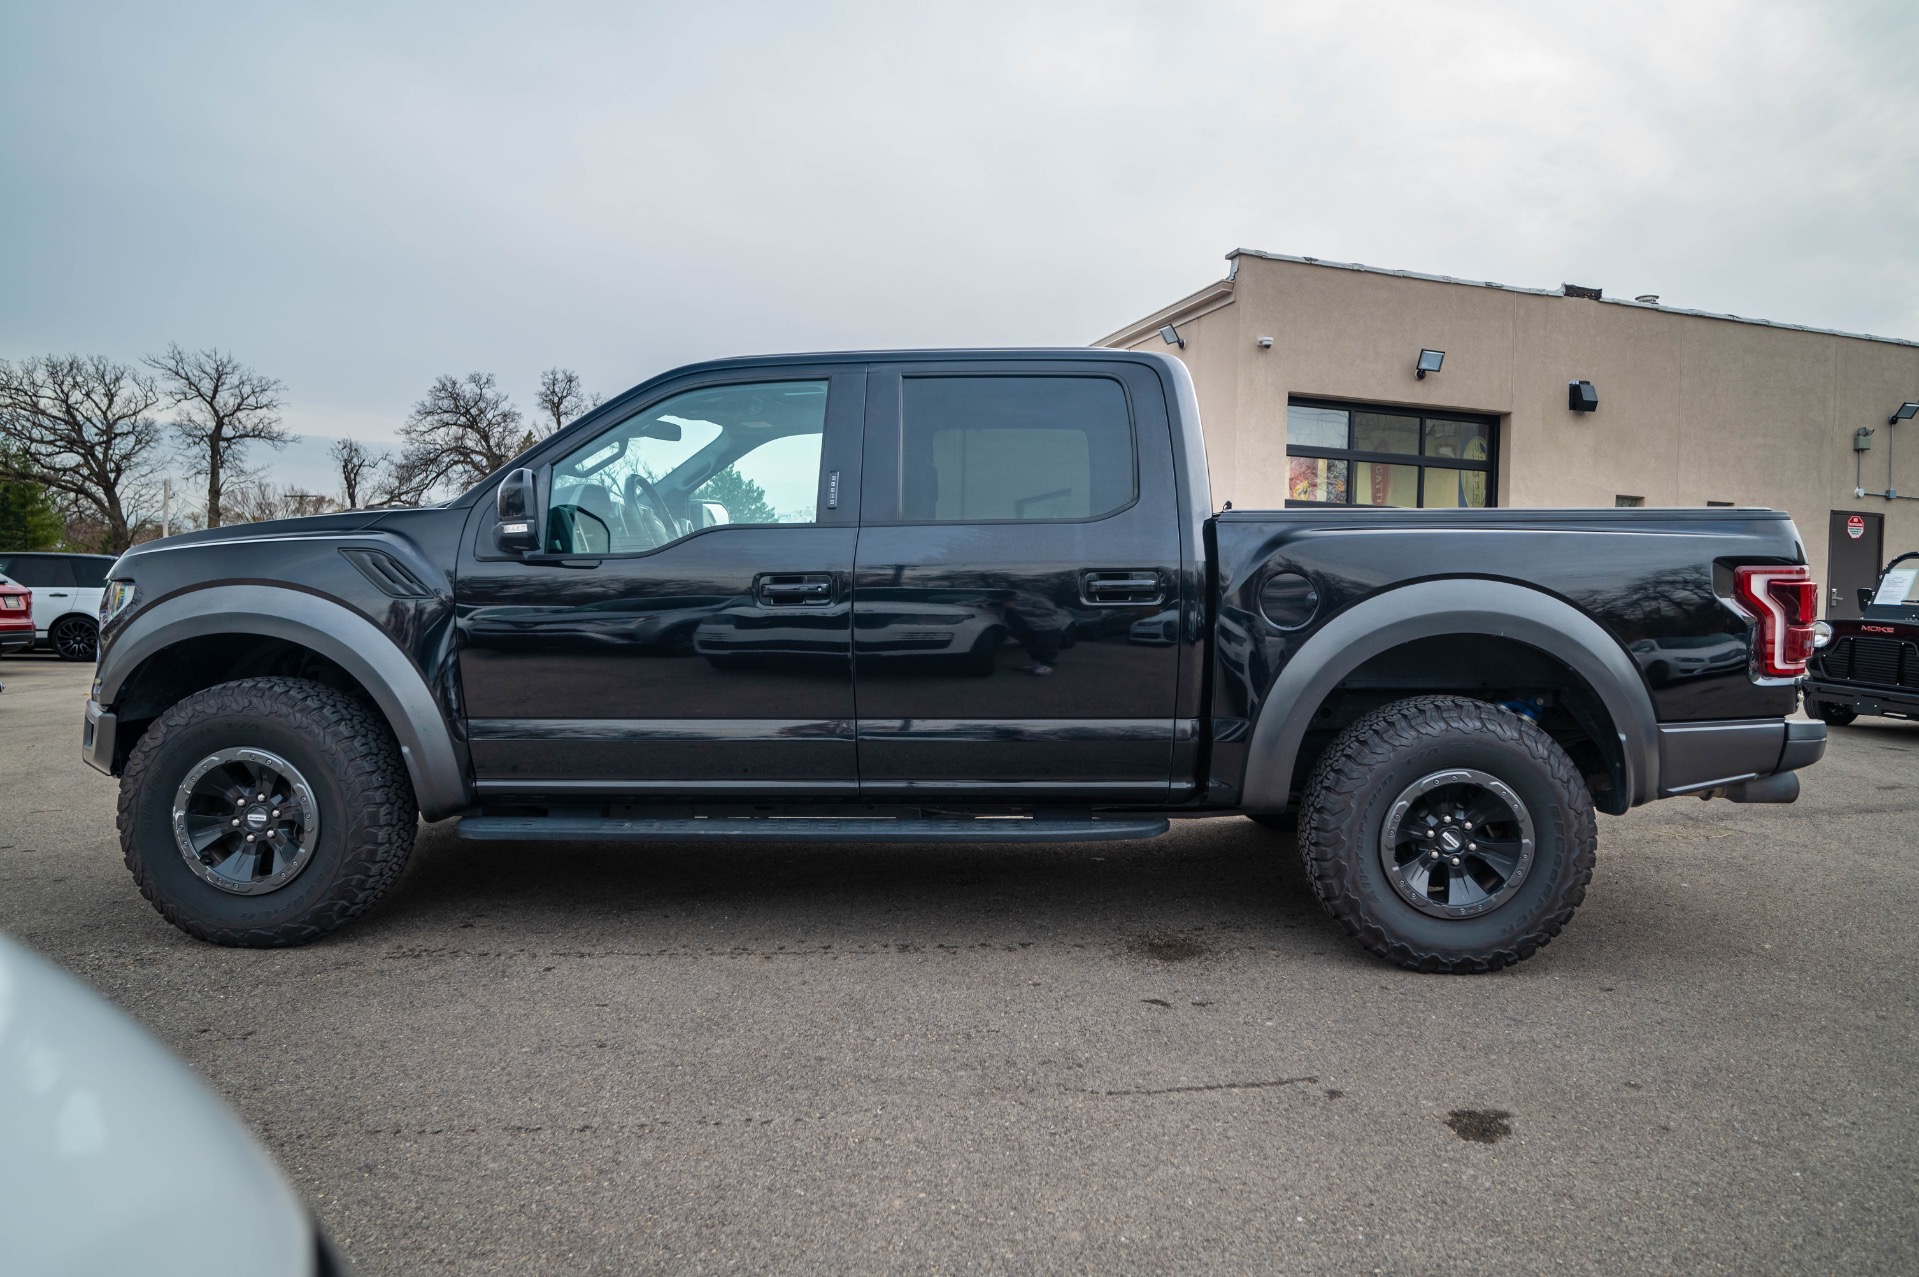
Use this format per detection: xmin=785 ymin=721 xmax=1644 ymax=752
xmin=3 ymin=0 xmax=1914 ymax=450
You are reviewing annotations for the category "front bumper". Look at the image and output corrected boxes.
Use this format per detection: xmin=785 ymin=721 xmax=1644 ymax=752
xmin=1806 ymin=679 xmax=1919 ymax=719
xmin=82 ymin=699 xmax=117 ymax=776
xmin=1656 ymin=717 xmax=1826 ymax=800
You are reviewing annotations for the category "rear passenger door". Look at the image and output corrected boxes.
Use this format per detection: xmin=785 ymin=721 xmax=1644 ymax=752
xmin=851 ymin=360 xmax=1185 ymax=800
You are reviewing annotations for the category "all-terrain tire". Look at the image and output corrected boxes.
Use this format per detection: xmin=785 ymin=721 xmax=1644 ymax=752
xmin=118 ymin=677 xmax=417 ymax=946
xmin=1811 ymin=701 xmax=1858 ymax=727
xmin=1297 ymin=695 xmax=1596 ymax=974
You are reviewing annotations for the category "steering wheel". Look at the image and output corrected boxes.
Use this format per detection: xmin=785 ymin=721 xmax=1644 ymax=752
xmin=624 ymin=472 xmax=678 ymax=538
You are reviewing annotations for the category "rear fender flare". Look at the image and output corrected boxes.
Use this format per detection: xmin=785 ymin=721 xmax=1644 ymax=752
xmin=99 ymin=585 xmax=471 ymax=820
xmin=1239 ymin=578 xmax=1658 ymax=812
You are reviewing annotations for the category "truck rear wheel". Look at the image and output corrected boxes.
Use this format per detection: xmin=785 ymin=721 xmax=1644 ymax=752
xmin=1810 ymin=701 xmax=1858 ymax=727
xmin=1297 ymin=695 xmax=1596 ymax=973
xmin=118 ymin=677 xmax=417 ymax=947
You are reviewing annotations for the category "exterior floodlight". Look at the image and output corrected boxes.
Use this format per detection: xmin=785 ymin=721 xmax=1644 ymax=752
xmin=1415 ymin=349 xmax=1445 ymax=379
xmin=1891 ymin=402 xmax=1919 ymax=424
xmin=1568 ymin=380 xmax=1599 ymax=413
xmin=1159 ymin=325 xmax=1185 ymax=349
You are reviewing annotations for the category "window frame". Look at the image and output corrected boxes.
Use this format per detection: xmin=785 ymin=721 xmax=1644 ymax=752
xmin=1283 ymin=397 xmax=1499 ymax=510
xmin=867 ymin=370 xmax=1143 ymax=527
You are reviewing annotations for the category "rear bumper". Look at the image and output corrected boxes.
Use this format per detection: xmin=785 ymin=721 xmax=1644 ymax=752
xmin=1656 ymin=717 xmax=1825 ymax=799
xmin=0 ymin=631 xmax=34 ymax=652
xmin=81 ymin=699 xmax=116 ymax=776
xmin=1806 ymin=679 xmax=1919 ymax=718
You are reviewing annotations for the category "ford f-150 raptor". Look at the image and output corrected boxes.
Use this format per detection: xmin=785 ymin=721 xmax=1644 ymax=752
xmin=83 ymin=349 xmax=1827 ymax=971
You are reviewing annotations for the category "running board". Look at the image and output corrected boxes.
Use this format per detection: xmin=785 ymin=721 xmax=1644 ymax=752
xmin=456 ymin=815 xmax=1170 ymax=844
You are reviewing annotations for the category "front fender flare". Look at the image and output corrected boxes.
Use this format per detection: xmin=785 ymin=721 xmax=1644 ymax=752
xmin=99 ymin=585 xmax=472 ymax=820
xmin=1239 ymin=578 xmax=1658 ymax=812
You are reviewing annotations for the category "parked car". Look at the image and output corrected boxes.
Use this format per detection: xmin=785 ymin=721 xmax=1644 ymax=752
xmin=0 ymin=932 xmax=348 ymax=1275
xmin=1805 ymin=551 xmax=1919 ymax=725
xmin=0 ymin=577 xmax=31 ymax=692
xmin=0 ymin=552 xmax=114 ymax=660
xmin=0 ymin=576 xmax=32 ymax=658
xmin=83 ymin=349 xmax=1824 ymax=973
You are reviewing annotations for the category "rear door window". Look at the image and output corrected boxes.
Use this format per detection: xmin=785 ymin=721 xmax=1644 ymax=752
xmin=898 ymin=376 xmax=1135 ymax=522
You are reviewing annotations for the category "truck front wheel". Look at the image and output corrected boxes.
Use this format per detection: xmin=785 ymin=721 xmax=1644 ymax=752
xmin=1297 ymin=695 xmax=1596 ymax=973
xmin=117 ymin=677 xmax=418 ymax=947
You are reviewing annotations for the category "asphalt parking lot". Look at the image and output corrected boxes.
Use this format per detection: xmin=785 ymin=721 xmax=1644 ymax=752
xmin=2 ymin=653 xmax=1915 ymax=1275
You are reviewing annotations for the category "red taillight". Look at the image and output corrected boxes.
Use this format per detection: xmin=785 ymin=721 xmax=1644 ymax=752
xmin=1732 ymin=564 xmax=1817 ymax=679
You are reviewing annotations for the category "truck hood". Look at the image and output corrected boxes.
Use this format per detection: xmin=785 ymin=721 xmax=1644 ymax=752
xmin=118 ymin=507 xmax=419 ymax=558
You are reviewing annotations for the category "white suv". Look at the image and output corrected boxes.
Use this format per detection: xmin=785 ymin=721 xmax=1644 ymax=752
xmin=0 ymin=553 xmax=114 ymax=660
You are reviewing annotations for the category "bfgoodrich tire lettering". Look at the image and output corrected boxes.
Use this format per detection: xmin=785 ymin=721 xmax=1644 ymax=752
xmin=118 ymin=677 xmax=417 ymax=947
xmin=1297 ymin=696 xmax=1597 ymax=973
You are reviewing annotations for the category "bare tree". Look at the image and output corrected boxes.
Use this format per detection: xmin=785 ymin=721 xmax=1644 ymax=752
xmin=393 ymin=372 xmax=523 ymax=501
xmin=145 ymin=344 xmax=289 ymax=528
xmin=224 ymin=480 xmax=336 ymax=525
xmin=0 ymin=354 xmax=167 ymax=553
xmin=330 ymin=437 xmax=384 ymax=509
xmin=534 ymin=367 xmax=600 ymax=437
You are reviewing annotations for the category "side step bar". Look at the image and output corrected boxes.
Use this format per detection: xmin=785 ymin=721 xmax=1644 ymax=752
xmin=457 ymin=815 xmax=1171 ymax=844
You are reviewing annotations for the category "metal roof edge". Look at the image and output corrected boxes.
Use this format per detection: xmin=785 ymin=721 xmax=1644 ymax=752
xmin=1225 ymin=248 xmax=1918 ymax=349
xmin=1093 ymin=278 xmax=1236 ymax=348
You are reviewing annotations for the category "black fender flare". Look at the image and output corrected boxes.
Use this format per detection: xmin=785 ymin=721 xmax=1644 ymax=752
xmin=99 ymin=585 xmax=472 ymax=820
xmin=1239 ymin=578 xmax=1658 ymax=812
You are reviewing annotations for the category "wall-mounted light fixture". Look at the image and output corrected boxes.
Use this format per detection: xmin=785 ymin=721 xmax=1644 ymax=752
xmin=1860 ymin=404 xmax=1919 ymax=501
xmin=1568 ymin=380 xmax=1599 ymax=413
xmin=1159 ymin=324 xmax=1185 ymax=349
xmin=1414 ymin=349 xmax=1445 ymax=379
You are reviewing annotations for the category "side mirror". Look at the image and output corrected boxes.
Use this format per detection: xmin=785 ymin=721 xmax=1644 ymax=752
xmin=495 ymin=469 xmax=540 ymax=552
xmin=697 ymin=501 xmax=732 ymax=529
xmin=1859 ymin=587 xmax=1875 ymax=611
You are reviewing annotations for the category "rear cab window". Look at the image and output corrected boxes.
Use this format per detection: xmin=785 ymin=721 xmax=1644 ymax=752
xmin=897 ymin=376 xmax=1136 ymax=523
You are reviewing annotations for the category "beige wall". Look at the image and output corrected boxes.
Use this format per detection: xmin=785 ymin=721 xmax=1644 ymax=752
xmin=1101 ymin=253 xmax=1919 ymax=614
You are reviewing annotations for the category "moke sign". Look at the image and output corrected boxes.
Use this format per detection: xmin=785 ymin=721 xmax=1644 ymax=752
xmin=1848 ymin=515 xmax=1866 ymax=540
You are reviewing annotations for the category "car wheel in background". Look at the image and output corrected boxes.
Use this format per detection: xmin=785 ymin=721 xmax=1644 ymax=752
xmin=1811 ymin=701 xmax=1859 ymax=727
xmin=1297 ymin=695 xmax=1596 ymax=974
xmin=118 ymin=677 xmax=417 ymax=947
xmin=50 ymin=615 xmax=98 ymax=661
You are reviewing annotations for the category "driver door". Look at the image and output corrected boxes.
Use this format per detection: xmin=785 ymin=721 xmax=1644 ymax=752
xmin=455 ymin=369 xmax=864 ymax=798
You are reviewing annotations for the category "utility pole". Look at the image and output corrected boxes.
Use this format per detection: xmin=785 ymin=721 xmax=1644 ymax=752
xmin=162 ymin=478 xmax=172 ymax=538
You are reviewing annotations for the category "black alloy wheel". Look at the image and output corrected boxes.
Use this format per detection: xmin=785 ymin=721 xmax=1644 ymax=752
xmin=119 ymin=677 xmax=417 ymax=946
xmin=51 ymin=615 xmax=98 ymax=661
xmin=1297 ymin=695 xmax=1596 ymax=973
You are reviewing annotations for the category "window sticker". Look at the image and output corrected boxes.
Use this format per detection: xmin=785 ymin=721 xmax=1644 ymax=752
xmin=1873 ymin=568 xmax=1918 ymax=606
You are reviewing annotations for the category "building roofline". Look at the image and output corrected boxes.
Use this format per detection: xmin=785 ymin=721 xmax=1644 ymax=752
xmin=1094 ymin=278 xmax=1236 ymax=348
xmin=1225 ymin=248 xmax=1918 ymax=349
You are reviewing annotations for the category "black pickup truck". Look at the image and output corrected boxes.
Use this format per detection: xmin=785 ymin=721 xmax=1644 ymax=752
xmin=84 ymin=349 xmax=1826 ymax=972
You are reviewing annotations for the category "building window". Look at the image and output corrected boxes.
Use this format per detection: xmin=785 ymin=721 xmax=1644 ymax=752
xmin=1285 ymin=400 xmax=1495 ymax=508
xmin=1615 ymin=495 xmax=1645 ymax=507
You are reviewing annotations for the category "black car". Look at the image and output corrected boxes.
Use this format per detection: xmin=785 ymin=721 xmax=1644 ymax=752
xmin=82 ymin=349 xmax=1824 ymax=972
xmin=1806 ymin=551 xmax=1919 ymax=725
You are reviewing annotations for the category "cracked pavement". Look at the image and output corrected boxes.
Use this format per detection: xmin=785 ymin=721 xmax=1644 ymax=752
xmin=2 ymin=654 xmax=1915 ymax=1274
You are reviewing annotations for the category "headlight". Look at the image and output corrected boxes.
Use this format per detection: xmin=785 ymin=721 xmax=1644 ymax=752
xmin=1811 ymin=619 xmax=1833 ymax=649
xmin=100 ymin=580 xmax=137 ymax=627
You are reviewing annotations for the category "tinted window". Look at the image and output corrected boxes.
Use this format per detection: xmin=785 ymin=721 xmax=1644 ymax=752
xmin=0 ymin=555 xmax=73 ymax=587
xmin=899 ymin=376 xmax=1134 ymax=522
xmin=70 ymin=557 xmax=111 ymax=589
xmin=545 ymin=380 xmax=826 ymax=555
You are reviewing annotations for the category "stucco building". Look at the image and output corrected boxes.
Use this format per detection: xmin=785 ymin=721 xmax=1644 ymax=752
xmin=1097 ymin=249 xmax=1919 ymax=619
